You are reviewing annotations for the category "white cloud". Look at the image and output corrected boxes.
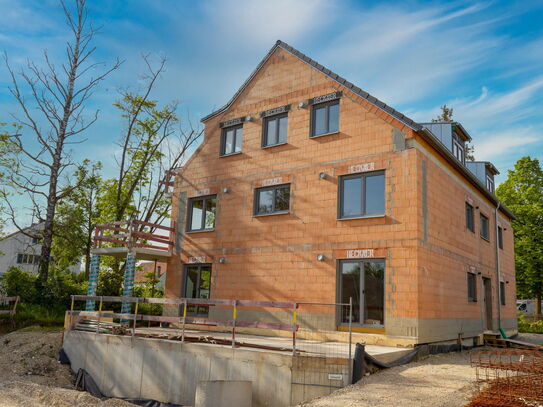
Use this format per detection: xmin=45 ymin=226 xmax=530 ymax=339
xmin=475 ymin=128 xmax=540 ymax=161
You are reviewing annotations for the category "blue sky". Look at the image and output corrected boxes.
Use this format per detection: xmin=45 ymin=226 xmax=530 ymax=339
xmin=1 ymin=0 xmax=542 ymax=186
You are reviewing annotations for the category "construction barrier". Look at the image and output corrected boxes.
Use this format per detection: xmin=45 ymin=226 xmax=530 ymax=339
xmin=0 ymin=296 xmax=20 ymax=316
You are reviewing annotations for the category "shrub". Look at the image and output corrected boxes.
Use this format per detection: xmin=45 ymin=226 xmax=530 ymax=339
xmin=518 ymin=315 xmax=543 ymax=334
xmin=40 ymin=267 xmax=87 ymax=309
xmin=0 ymin=267 xmax=38 ymax=303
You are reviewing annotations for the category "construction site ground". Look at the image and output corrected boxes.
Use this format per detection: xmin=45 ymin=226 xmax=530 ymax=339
xmin=0 ymin=327 xmax=541 ymax=407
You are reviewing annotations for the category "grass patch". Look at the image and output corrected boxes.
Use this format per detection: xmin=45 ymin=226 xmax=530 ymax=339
xmin=0 ymin=303 xmax=65 ymax=335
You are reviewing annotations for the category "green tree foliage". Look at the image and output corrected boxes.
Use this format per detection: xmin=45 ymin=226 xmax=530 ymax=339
xmin=0 ymin=267 xmax=38 ymax=302
xmin=432 ymin=104 xmax=475 ymax=160
xmin=496 ymin=156 xmax=543 ymax=314
xmin=53 ymin=161 xmax=102 ymax=278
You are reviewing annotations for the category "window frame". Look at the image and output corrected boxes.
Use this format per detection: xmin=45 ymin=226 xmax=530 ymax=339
xmin=220 ymin=124 xmax=243 ymax=156
xmin=186 ymin=194 xmax=217 ymax=232
xmin=336 ymin=258 xmax=386 ymax=328
xmin=500 ymin=281 xmax=506 ymax=306
xmin=498 ymin=226 xmax=503 ymax=249
xmin=480 ymin=213 xmax=490 ymax=241
xmin=253 ymin=183 xmax=291 ymax=216
xmin=452 ymin=138 xmax=465 ymax=163
xmin=262 ymin=113 xmax=288 ymax=148
xmin=310 ymin=99 xmax=340 ymax=138
xmin=486 ymin=175 xmax=495 ymax=193
xmin=466 ymin=203 xmax=475 ymax=232
xmin=183 ymin=263 xmax=212 ymax=316
xmin=338 ymin=170 xmax=386 ymax=220
xmin=467 ymin=272 xmax=477 ymax=302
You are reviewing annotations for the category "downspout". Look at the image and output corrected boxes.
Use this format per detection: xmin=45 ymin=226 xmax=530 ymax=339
xmin=495 ymin=202 xmax=502 ymax=330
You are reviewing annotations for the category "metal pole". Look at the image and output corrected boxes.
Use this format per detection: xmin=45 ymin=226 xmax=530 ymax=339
xmin=132 ymin=299 xmax=139 ymax=337
xmin=232 ymin=300 xmax=237 ymax=349
xmin=181 ymin=299 xmax=187 ymax=343
xmin=494 ymin=203 xmax=502 ymax=331
xmin=348 ymin=297 xmax=353 ymax=384
xmin=96 ymin=296 xmax=103 ymax=334
xmin=292 ymin=303 xmax=297 ymax=356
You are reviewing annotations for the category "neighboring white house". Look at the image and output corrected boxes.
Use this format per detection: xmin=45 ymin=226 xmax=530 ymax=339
xmin=0 ymin=223 xmax=81 ymax=277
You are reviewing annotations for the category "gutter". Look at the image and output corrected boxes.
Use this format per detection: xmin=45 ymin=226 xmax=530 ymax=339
xmin=418 ymin=128 xmax=515 ymax=220
xmin=495 ymin=202 xmax=502 ymax=331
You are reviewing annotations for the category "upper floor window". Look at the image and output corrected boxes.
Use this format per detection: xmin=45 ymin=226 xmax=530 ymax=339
xmin=498 ymin=226 xmax=503 ymax=249
xmin=453 ymin=139 xmax=465 ymax=163
xmin=254 ymin=184 xmax=290 ymax=216
xmin=466 ymin=203 xmax=475 ymax=232
xmin=311 ymin=100 xmax=339 ymax=137
xmin=31 ymin=236 xmax=41 ymax=244
xmin=467 ymin=272 xmax=477 ymax=302
xmin=220 ymin=125 xmax=243 ymax=156
xmin=187 ymin=195 xmax=217 ymax=232
xmin=486 ymin=175 xmax=495 ymax=193
xmin=339 ymin=171 xmax=385 ymax=219
xmin=263 ymin=113 xmax=288 ymax=147
xmin=480 ymin=213 xmax=489 ymax=240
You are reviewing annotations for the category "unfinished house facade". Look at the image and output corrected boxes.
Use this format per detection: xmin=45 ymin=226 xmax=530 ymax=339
xmin=165 ymin=41 xmax=517 ymax=345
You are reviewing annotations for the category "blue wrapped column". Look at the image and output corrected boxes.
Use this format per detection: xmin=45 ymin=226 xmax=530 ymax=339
xmin=85 ymin=255 xmax=100 ymax=311
xmin=121 ymin=251 xmax=136 ymax=316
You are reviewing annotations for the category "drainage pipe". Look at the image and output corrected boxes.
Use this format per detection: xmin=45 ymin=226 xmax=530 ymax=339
xmin=494 ymin=202 xmax=502 ymax=331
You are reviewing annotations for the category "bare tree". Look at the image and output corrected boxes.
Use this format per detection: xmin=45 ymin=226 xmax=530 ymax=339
xmin=2 ymin=0 xmax=120 ymax=283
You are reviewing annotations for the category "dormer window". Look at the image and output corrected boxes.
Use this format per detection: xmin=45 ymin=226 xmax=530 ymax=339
xmin=486 ymin=175 xmax=494 ymax=193
xmin=452 ymin=139 xmax=465 ymax=163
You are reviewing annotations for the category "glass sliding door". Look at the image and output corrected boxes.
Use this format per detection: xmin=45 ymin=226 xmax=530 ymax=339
xmin=183 ymin=264 xmax=212 ymax=317
xmin=338 ymin=259 xmax=385 ymax=327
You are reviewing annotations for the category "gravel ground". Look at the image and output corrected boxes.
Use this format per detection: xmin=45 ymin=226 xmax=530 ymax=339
xmin=0 ymin=327 xmax=133 ymax=407
xmin=298 ymin=333 xmax=543 ymax=407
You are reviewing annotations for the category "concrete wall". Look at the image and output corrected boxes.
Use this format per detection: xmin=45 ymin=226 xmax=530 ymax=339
xmin=63 ymin=330 xmax=350 ymax=407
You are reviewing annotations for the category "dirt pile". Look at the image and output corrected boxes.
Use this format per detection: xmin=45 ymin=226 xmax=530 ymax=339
xmin=0 ymin=328 xmax=133 ymax=407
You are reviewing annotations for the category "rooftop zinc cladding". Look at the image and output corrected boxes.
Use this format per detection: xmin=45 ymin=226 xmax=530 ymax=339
xmin=199 ymin=39 xmax=515 ymax=220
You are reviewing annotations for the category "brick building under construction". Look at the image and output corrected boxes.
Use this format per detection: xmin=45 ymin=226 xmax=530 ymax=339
xmin=164 ymin=40 xmax=517 ymax=345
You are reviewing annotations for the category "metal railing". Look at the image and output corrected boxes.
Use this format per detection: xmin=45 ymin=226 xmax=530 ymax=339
xmin=68 ymin=295 xmax=299 ymax=353
xmin=0 ymin=296 xmax=20 ymax=315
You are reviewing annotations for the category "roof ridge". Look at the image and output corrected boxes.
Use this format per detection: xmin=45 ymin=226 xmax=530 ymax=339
xmin=201 ymin=40 xmax=422 ymax=131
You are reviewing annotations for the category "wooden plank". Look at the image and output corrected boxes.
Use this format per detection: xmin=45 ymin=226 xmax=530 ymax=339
xmin=132 ymin=220 xmax=175 ymax=232
xmin=236 ymin=300 xmax=296 ymax=309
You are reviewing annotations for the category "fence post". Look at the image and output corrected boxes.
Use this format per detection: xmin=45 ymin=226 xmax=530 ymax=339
xmin=232 ymin=300 xmax=237 ymax=349
xmin=86 ymin=255 xmax=101 ymax=311
xmin=348 ymin=297 xmax=353 ymax=384
xmin=132 ymin=298 xmax=139 ymax=337
xmin=96 ymin=296 xmax=103 ymax=334
xmin=11 ymin=296 xmax=19 ymax=316
xmin=292 ymin=303 xmax=297 ymax=356
xmin=181 ymin=299 xmax=187 ymax=343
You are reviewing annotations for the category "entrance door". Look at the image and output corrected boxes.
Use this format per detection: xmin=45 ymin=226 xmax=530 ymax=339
xmin=339 ymin=259 xmax=385 ymax=327
xmin=184 ymin=264 xmax=211 ymax=316
xmin=483 ymin=277 xmax=493 ymax=331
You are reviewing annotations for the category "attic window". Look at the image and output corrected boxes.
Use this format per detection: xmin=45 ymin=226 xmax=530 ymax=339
xmin=486 ymin=175 xmax=494 ymax=193
xmin=452 ymin=139 xmax=465 ymax=163
xmin=310 ymin=92 xmax=341 ymax=138
xmin=220 ymin=124 xmax=243 ymax=156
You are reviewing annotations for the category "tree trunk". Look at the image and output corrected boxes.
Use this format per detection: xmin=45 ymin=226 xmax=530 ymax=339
xmin=536 ymin=292 xmax=542 ymax=316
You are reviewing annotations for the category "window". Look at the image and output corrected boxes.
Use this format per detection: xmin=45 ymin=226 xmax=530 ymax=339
xmin=16 ymin=253 xmax=39 ymax=265
xmin=338 ymin=259 xmax=385 ymax=326
xmin=453 ymin=139 xmax=465 ymax=163
xmin=187 ymin=195 xmax=217 ymax=232
xmin=498 ymin=227 xmax=503 ymax=249
xmin=263 ymin=113 xmax=288 ymax=147
xmin=466 ymin=203 xmax=475 ymax=232
xmin=254 ymin=184 xmax=290 ymax=216
xmin=339 ymin=171 xmax=385 ymax=219
xmin=467 ymin=272 xmax=477 ymax=302
xmin=184 ymin=264 xmax=211 ymax=316
xmin=480 ymin=214 xmax=489 ymax=240
xmin=486 ymin=175 xmax=495 ymax=193
xmin=31 ymin=237 xmax=41 ymax=244
xmin=500 ymin=281 xmax=506 ymax=306
xmin=311 ymin=100 xmax=339 ymax=137
xmin=220 ymin=125 xmax=243 ymax=156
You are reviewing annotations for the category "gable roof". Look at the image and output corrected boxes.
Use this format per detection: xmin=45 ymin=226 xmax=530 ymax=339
xmin=201 ymin=40 xmax=422 ymax=131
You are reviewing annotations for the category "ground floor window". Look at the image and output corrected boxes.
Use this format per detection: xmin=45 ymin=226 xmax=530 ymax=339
xmin=338 ymin=259 xmax=385 ymax=327
xmin=183 ymin=264 xmax=211 ymax=316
